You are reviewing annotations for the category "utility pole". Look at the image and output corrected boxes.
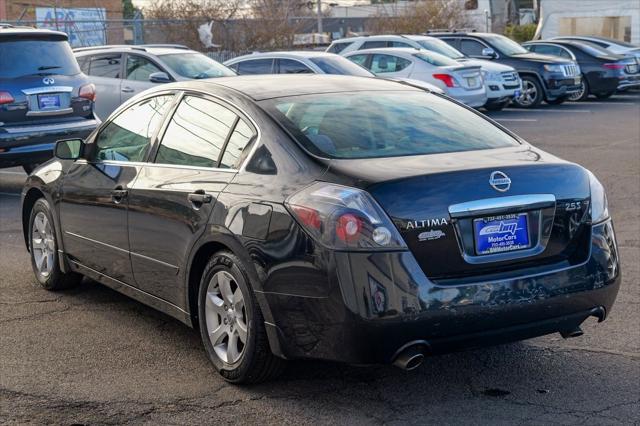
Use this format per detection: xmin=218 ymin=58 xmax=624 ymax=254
xmin=317 ymin=0 xmax=323 ymax=34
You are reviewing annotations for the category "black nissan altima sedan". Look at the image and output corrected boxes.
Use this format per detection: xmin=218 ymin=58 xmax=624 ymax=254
xmin=21 ymin=75 xmax=620 ymax=383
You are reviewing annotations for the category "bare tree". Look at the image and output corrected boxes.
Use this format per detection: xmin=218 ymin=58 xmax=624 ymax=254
xmin=242 ymin=0 xmax=311 ymax=50
xmin=368 ymin=0 xmax=470 ymax=34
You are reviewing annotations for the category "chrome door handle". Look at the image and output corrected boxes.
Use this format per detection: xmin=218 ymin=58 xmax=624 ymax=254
xmin=188 ymin=190 xmax=212 ymax=208
xmin=111 ymin=186 xmax=128 ymax=204
xmin=121 ymin=87 xmax=134 ymax=93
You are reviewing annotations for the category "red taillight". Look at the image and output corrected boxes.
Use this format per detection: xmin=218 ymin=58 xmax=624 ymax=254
xmin=0 ymin=91 xmax=14 ymax=105
xmin=336 ymin=213 xmax=362 ymax=242
xmin=432 ymin=73 xmax=456 ymax=88
xmin=290 ymin=205 xmax=322 ymax=230
xmin=79 ymin=83 xmax=96 ymax=101
xmin=603 ymin=63 xmax=625 ymax=70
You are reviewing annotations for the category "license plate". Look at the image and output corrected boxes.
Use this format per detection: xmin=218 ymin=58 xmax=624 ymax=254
xmin=513 ymin=89 xmax=521 ymax=98
xmin=38 ymin=94 xmax=60 ymax=109
xmin=474 ymin=213 xmax=530 ymax=255
xmin=574 ymin=77 xmax=580 ymax=84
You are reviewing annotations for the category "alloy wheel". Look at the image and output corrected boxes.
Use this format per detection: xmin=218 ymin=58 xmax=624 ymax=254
xmin=31 ymin=212 xmax=55 ymax=277
xmin=204 ymin=271 xmax=248 ymax=364
xmin=568 ymin=82 xmax=585 ymax=101
xmin=516 ymin=80 xmax=537 ymax=106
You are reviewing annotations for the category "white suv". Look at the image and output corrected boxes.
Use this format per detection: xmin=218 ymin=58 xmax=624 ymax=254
xmin=328 ymin=35 xmax=522 ymax=110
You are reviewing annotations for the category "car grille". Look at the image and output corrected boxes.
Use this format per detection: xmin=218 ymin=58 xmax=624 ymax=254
xmin=562 ymin=64 xmax=579 ymax=77
xmin=501 ymin=71 xmax=519 ymax=82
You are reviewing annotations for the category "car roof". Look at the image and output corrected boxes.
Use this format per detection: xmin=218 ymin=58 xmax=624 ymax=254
xmin=0 ymin=26 xmax=68 ymax=40
xmin=344 ymin=47 xmax=421 ymax=55
xmin=73 ymin=45 xmax=195 ymax=56
xmin=426 ymin=31 xmax=490 ymax=37
xmin=228 ymin=51 xmax=335 ymax=61
xmin=161 ymin=75 xmax=418 ymax=101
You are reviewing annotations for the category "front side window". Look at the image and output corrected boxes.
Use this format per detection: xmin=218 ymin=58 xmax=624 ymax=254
xmin=309 ymin=56 xmax=374 ymax=76
xmin=155 ymin=96 xmax=237 ymax=168
xmin=235 ymin=59 xmax=274 ymax=75
xmin=278 ymin=59 xmax=313 ymax=74
xmin=94 ymin=95 xmax=174 ymax=162
xmin=0 ymin=39 xmax=80 ymax=78
xmin=460 ymin=39 xmax=487 ymax=56
xmin=159 ymin=52 xmax=234 ymax=79
xmin=126 ymin=55 xmax=163 ymax=81
xmin=89 ymin=54 xmax=122 ymax=78
xmin=370 ymin=54 xmax=411 ymax=73
xmin=262 ymin=91 xmax=519 ymax=159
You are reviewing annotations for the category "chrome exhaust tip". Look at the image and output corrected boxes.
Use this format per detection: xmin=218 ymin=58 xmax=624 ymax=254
xmin=392 ymin=345 xmax=425 ymax=371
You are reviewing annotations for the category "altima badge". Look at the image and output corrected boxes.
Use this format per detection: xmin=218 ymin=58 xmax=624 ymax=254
xmin=489 ymin=171 xmax=511 ymax=192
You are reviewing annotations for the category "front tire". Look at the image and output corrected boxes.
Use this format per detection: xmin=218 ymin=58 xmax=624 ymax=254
xmin=513 ymin=76 xmax=543 ymax=108
xmin=28 ymin=198 xmax=82 ymax=290
xmin=198 ymin=251 xmax=285 ymax=384
xmin=568 ymin=78 xmax=589 ymax=102
xmin=545 ymin=95 xmax=567 ymax=105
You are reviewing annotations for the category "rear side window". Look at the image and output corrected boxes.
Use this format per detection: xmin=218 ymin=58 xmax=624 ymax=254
xmin=263 ymin=91 xmax=519 ymax=159
xmin=390 ymin=41 xmax=413 ymax=48
xmin=156 ymin=96 xmax=237 ymax=168
xmin=347 ymin=54 xmax=369 ymax=67
xmin=94 ymin=95 xmax=174 ymax=162
xmin=220 ymin=119 xmax=256 ymax=169
xmin=0 ymin=40 xmax=80 ymax=78
xmin=88 ymin=54 xmax=122 ymax=78
xmin=236 ymin=59 xmax=273 ymax=75
xmin=370 ymin=54 xmax=411 ymax=73
xmin=327 ymin=42 xmax=352 ymax=54
xmin=278 ymin=59 xmax=313 ymax=74
xmin=126 ymin=55 xmax=163 ymax=81
xmin=362 ymin=41 xmax=388 ymax=49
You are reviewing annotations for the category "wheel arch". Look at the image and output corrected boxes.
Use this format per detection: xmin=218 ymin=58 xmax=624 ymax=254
xmin=518 ymin=71 xmax=546 ymax=93
xmin=22 ymin=187 xmax=47 ymax=250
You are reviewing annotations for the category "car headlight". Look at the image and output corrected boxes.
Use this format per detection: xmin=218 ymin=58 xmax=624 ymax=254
xmin=543 ymin=64 xmax=564 ymax=72
xmin=588 ymin=171 xmax=609 ymax=223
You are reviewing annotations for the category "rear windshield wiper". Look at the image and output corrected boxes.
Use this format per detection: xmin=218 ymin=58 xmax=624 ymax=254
xmin=37 ymin=65 xmax=62 ymax=71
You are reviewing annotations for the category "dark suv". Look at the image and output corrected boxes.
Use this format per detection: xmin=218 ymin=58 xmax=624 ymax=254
xmin=430 ymin=32 xmax=582 ymax=108
xmin=0 ymin=25 xmax=99 ymax=173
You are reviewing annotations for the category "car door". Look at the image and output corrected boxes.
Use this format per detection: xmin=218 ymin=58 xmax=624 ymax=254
xmin=59 ymin=93 xmax=176 ymax=284
xmin=127 ymin=92 xmax=257 ymax=306
xmin=85 ymin=53 xmax=123 ymax=120
xmin=121 ymin=53 xmax=167 ymax=104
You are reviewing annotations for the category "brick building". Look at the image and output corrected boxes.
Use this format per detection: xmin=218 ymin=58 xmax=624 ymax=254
xmin=0 ymin=0 xmax=124 ymax=45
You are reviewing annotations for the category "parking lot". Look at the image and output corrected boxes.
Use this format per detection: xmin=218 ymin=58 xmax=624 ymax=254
xmin=1 ymin=91 xmax=639 ymax=424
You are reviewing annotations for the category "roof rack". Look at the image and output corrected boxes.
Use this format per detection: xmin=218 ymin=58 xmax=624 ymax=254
xmin=73 ymin=44 xmax=147 ymax=52
xmin=140 ymin=44 xmax=189 ymax=49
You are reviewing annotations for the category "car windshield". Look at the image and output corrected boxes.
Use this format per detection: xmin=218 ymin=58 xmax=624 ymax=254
xmin=416 ymin=39 xmax=466 ymax=59
xmin=159 ymin=52 xmax=235 ymax=79
xmin=0 ymin=39 xmax=80 ymax=79
xmin=413 ymin=51 xmax=459 ymax=66
xmin=309 ymin=56 xmax=374 ymax=76
xmin=262 ymin=91 xmax=519 ymax=159
xmin=485 ymin=34 xmax=529 ymax=56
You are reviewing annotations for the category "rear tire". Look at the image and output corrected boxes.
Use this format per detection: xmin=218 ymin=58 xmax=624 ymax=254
xmin=28 ymin=198 xmax=82 ymax=290
xmin=568 ymin=78 xmax=590 ymax=102
xmin=595 ymin=91 xmax=615 ymax=99
xmin=513 ymin=76 xmax=543 ymax=108
xmin=198 ymin=251 xmax=285 ymax=384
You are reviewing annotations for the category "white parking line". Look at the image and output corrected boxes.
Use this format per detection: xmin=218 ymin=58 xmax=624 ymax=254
xmin=494 ymin=118 xmax=538 ymax=122
xmin=575 ymin=101 xmax=637 ymax=105
xmin=0 ymin=171 xmax=25 ymax=175
xmin=503 ymin=108 xmax=592 ymax=113
xmin=0 ymin=192 xmax=20 ymax=197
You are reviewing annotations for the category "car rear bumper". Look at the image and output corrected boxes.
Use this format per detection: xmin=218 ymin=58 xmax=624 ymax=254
xmin=0 ymin=118 xmax=98 ymax=168
xmin=263 ymin=220 xmax=620 ymax=364
xmin=617 ymin=75 xmax=640 ymax=89
xmin=445 ymin=87 xmax=488 ymax=108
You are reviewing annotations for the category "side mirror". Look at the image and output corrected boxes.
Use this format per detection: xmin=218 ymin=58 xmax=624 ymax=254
xmin=481 ymin=47 xmax=497 ymax=58
xmin=149 ymin=71 xmax=171 ymax=83
xmin=54 ymin=138 xmax=83 ymax=160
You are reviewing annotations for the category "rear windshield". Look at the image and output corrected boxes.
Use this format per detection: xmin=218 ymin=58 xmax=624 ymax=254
xmin=0 ymin=40 xmax=80 ymax=79
xmin=262 ymin=91 xmax=519 ymax=159
xmin=413 ymin=51 xmax=459 ymax=66
xmin=309 ymin=56 xmax=374 ymax=77
xmin=159 ymin=52 xmax=235 ymax=79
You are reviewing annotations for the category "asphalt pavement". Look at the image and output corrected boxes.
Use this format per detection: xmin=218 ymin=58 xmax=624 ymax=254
xmin=1 ymin=92 xmax=639 ymax=425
